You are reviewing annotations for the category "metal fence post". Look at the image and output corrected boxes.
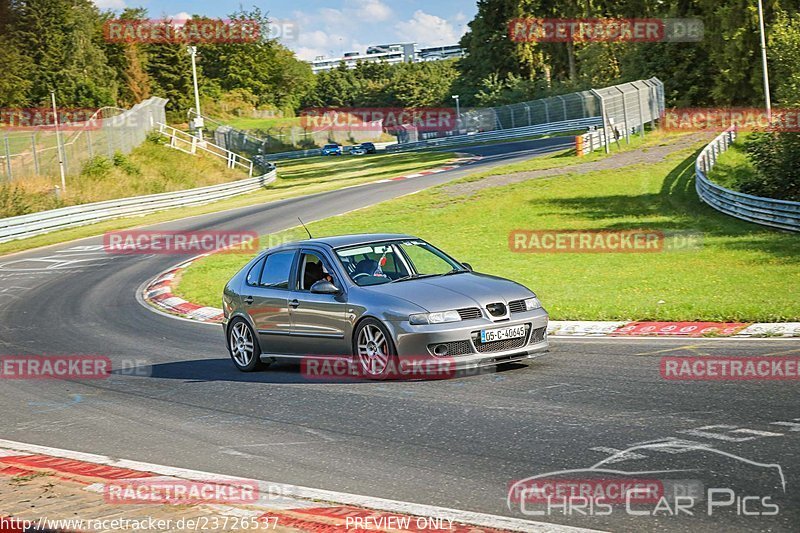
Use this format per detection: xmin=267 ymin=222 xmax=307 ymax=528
xmin=86 ymin=130 xmax=94 ymax=158
xmin=617 ymin=88 xmax=630 ymax=144
xmin=31 ymin=134 xmax=40 ymax=175
xmin=589 ymin=89 xmax=610 ymax=154
xmin=633 ymin=82 xmax=646 ymax=138
xmin=3 ymin=136 xmax=11 ymax=180
xmin=556 ymin=95 xmax=567 ymax=121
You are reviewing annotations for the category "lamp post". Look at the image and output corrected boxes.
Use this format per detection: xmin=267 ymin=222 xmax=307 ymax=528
xmin=452 ymin=94 xmax=460 ymax=134
xmin=187 ymin=46 xmax=204 ymax=140
xmin=757 ymin=0 xmax=771 ymax=119
xmin=50 ymin=90 xmax=67 ymax=196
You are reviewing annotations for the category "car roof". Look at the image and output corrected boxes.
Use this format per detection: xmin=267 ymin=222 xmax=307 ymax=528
xmin=270 ymin=233 xmax=417 ymax=251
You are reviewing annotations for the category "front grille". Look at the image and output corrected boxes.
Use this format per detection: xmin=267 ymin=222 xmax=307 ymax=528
xmin=529 ymin=326 xmax=547 ymax=344
xmin=475 ymin=337 xmax=528 ymax=353
xmin=472 ymin=324 xmax=531 ymax=353
xmin=428 ymin=340 xmax=473 ymax=356
xmin=508 ymin=299 xmax=526 ymax=313
xmin=457 ymin=307 xmax=482 ymax=320
xmin=486 ymin=302 xmax=507 ymax=317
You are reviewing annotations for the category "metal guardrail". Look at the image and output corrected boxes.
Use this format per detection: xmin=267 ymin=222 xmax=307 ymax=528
xmin=695 ymin=129 xmax=800 ymax=232
xmin=0 ymin=170 xmax=277 ymax=243
xmin=385 ymin=117 xmax=603 ymax=152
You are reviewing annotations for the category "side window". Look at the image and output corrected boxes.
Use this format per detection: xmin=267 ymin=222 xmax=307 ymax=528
xmin=259 ymin=251 xmax=295 ymax=289
xmin=246 ymin=256 xmax=266 ymax=286
xmin=298 ymin=252 xmax=336 ymax=290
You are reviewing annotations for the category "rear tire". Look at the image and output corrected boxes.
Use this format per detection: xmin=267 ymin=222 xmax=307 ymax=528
xmin=227 ymin=318 xmax=264 ymax=372
xmin=354 ymin=318 xmax=398 ymax=380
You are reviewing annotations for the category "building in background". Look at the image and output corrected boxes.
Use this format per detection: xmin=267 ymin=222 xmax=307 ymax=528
xmin=310 ymin=43 xmax=464 ymax=74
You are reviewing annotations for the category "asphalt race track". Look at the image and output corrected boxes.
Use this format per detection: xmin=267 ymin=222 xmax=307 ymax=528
xmin=1 ymin=136 xmax=798 ymax=532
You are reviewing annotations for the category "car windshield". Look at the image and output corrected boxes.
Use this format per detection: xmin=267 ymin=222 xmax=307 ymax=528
xmin=336 ymin=240 xmax=464 ymax=286
xmin=324 ymin=144 xmax=338 ymax=149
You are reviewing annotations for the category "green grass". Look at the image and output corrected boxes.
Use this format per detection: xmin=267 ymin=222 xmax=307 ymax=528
xmin=177 ymin=139 xmax=800 ymax=322
xmin=269 ymin=151 xmax=456 ymax=191
xmin=706 ymin=133 xmax=758 ymax=191
xmin=0 ymin=149 xmax=456 ymax=256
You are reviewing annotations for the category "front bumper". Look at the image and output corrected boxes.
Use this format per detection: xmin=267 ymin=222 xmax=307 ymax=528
xmin=388 ymin=308 xmax=549 ymax=370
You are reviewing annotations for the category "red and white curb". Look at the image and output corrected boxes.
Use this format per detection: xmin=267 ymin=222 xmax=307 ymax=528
xmin=369 ymin=155 xmax=483 ymax=184
xmin=141 ymin=255 xmax=224 ymax=323
xmin=0 ymin=439 xmax=597 ymax=533
xmin=142 ymin=265 xmax=800 ymax=339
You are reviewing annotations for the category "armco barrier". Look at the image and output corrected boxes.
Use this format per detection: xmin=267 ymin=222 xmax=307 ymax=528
xmin=385 ymin=117 xmax=603 ymax=152
xmin=0 ymin=170 xmax=276 ymax=243
xmin=695 ymin=129 xmax=800 ymax=232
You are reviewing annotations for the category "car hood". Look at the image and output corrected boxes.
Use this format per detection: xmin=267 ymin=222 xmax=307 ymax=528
xmin=367 ymin=272 xmax=533 ymax=312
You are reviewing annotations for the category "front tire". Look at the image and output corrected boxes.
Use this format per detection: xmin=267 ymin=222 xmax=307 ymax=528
xmin=354 ymin=318 xmax=397 ymax=380
xmin=227 ymin=318 xmax=264 ymax=372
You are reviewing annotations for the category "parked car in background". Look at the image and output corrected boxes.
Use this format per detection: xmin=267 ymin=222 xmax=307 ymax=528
xmin=321 ymin=143 xmax=342 ymax=156
xmin=360 ymin=142 xmax=377 ymax=154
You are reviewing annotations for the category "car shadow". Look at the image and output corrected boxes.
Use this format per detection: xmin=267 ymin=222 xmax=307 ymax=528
xmin=114 ymin=358 xmax=531 ymax=384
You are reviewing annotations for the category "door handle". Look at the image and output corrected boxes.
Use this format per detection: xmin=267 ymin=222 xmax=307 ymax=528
xmin=243 ymin=296 xmax=254 ymax=305
xmin=289 ymin=299 xmax=300 ymax=309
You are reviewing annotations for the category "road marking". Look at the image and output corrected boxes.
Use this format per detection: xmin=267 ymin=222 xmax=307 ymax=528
xmin=678 ymin=425 xmax=784 ymax=442
xmin=0 ymin=439 xmax=601 ymax=533
xmin=771 ymin=419 xmax=800 ymax=431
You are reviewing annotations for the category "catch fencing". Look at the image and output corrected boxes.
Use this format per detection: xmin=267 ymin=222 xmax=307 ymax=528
xmin=0 ymin=97 xmax=167 ymax=181
xmin=444 ymin=78 xmax=664 ymax=142
xmin=695 ymin=129 xmax=800 ymax=232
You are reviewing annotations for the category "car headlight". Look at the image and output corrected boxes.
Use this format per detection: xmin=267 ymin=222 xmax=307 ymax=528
xmin=409 ymin=310 xmax=462 ymax=325
xmin=524 ymin=297 xmax=542 ymax=311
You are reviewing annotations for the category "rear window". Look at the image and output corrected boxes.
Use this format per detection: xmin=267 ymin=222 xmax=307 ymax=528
xmin=259 ymin=251 xmax=295 ymax=289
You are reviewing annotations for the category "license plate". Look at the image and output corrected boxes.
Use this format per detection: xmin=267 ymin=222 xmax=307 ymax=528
xmin=480 ymin=325 xmax=526 ymax=343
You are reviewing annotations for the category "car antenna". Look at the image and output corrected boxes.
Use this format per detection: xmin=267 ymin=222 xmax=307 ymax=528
xmin=298 ymin=217 xmax=313 ymax=239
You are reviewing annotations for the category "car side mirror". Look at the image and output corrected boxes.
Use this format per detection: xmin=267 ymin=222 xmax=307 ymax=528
xmin=462 ymin=262 xmax=473 ymax=271
xmin=310 ymin=280 xmax=339 ymax=294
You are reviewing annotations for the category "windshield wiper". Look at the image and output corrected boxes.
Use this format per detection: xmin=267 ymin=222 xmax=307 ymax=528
xmin=440 ymin=269 xmax=468 ymax=276
xmin=390 ymin=273 xmax=436 ymax=283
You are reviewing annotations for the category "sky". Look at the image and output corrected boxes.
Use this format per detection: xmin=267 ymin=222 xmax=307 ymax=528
xmin=93 ymin=0 xmax=477 ymax=60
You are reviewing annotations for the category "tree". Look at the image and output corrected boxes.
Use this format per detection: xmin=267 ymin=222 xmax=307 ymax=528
xmin=9 ymin=0 xmax=117 ymax=106
xmin=769 ymin=10 xmax=800 ymax=106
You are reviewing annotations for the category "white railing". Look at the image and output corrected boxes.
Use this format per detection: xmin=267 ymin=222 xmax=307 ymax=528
xmin=695 ymin=129 xmax=800 ymax=232
xmin=0 ymin=170 xmax=276 ymax=243
xmin=157 ymin=123 xmax=253 ymax=176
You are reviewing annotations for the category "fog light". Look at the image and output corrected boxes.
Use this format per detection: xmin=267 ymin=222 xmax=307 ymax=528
xmin=433 ymin=344 xmax=449 ymax=356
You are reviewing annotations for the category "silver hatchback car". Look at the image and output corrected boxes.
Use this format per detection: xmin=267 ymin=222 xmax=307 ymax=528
xmin=223 ymin=234 xmax=549 ymax=379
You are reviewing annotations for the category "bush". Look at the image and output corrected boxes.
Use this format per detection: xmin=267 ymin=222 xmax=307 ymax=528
xmin=742 ymin=132 xmax=800 ymax=201
xmin=112 ymin=151 xmax=141 ymax=176
xmin=146 ymin=131 xmax=165 ymax=145
xmin=81 ymin=156 xmax=113 ymax=178
xmin=0 ymin=183 xmax=31 ymax=218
